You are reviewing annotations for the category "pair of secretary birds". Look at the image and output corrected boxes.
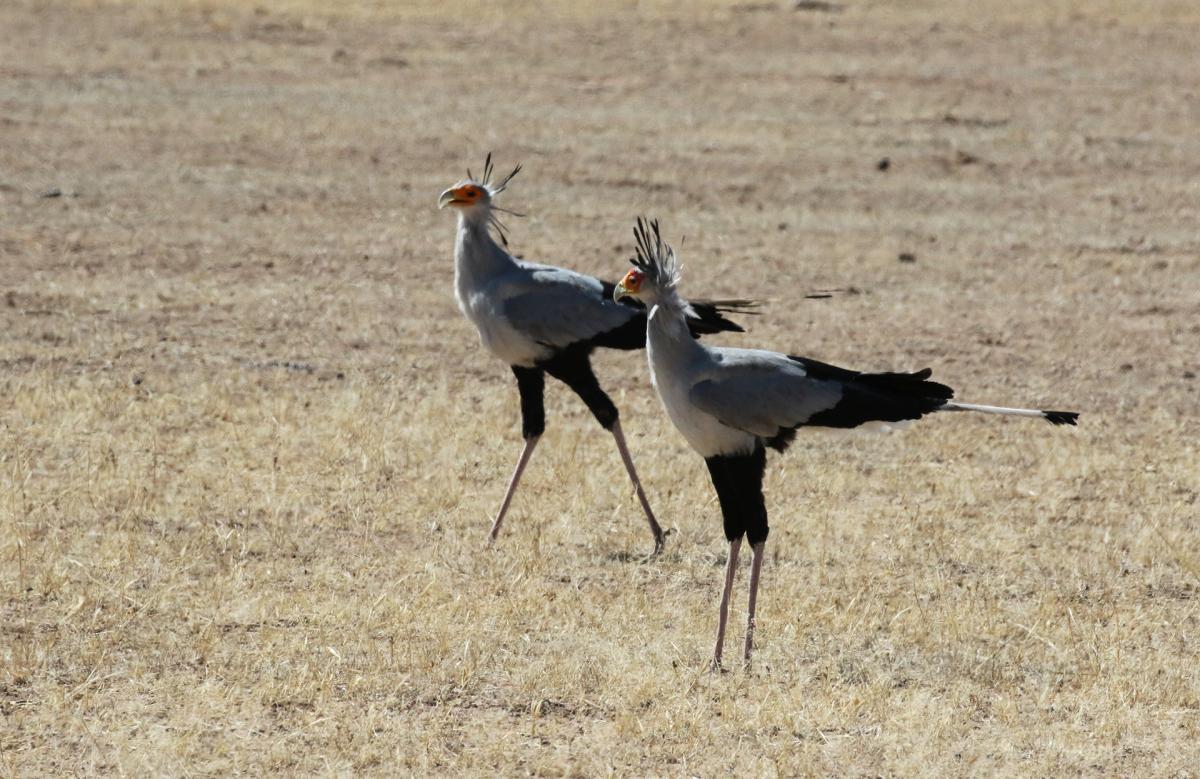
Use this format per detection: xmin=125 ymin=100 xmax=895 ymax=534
xmin=439 ymin=155 xmax=1079 ymax=669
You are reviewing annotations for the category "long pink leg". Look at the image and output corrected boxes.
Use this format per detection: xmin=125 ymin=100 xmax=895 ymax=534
xmin=610 ymin=419 xmax=666 ymax=555
xmin=743 ymin=541 xmax=766 ymax=668
xmin=487 ymin=436 xmax=540 ymax=546
xmin=712 ymin=537 xmax=742 ymax=671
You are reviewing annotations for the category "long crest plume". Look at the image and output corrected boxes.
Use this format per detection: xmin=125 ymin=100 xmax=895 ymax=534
xmin=467 ymin=152 xmax=525 ymax=247
xmin=632 ymin=217 xmax=682 ymax=294
xmin=468 ymin=152 xmax=522 ymax=196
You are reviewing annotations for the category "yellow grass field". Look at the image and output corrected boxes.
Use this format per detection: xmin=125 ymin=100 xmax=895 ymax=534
xmin=3 ymin=0 xmax=1198 ymax=775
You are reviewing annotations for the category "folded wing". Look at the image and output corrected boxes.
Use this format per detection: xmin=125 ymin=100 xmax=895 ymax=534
xmin=502 ymin=264 xmax=755 ymax=353
xmin=501 ymin=265 xmax=640 ymax=350
xmin=690 ymin=350 xmax=954 ymax=450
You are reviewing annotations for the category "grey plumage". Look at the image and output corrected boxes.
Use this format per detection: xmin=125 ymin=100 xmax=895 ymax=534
xmin=617 ymin=218 xmax=1077 ymax=460
xmin=439 ymin=165 xmax=752 ymax=555
xmin=499 ymin=264 xmax=636 ymax=353
xmin=688 ymin=349 xmax=845 ymax=439
xmin=614 ymin=217 xmax=1079 ymax=668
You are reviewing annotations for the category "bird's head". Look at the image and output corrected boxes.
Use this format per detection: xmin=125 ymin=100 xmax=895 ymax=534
xmin=614 ymin=267 xmax=648 ymax=302
xmin=613 ymin=218 xmax=681 ymax=307
xmin=437 ymin=179 xmax=490 ymax=211
xmin=437 ymin=153 xmax=521 ymax=220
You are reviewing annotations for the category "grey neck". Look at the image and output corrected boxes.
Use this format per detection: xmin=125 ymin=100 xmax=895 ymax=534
xmin=455 ymin=213 xmax=517 ymax=282
xmin=648 ymin=300 xmax=702 ymax=360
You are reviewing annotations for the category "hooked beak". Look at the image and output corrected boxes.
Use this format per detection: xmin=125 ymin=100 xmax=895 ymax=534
xmin=613 ymin=282 xmax=630 ymax=303
xmin=437 ymin=188 xmax=460 ymax=209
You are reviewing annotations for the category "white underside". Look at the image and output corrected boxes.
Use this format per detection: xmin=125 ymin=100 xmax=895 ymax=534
xmin=452 ymin=218 xmax=551 ymax=368
xmin=652 ymin=364 xmax=757 ymax=457
xmin=646 ymin=307 xmax=757 ymax=458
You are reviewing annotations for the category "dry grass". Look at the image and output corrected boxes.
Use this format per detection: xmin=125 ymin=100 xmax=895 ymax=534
xmin=3 ymin=0 xmax=1199 ymax=775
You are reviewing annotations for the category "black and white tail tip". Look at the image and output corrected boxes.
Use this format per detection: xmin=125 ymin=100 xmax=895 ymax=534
xmin=1042 ymin=410 xmax=1080 ymax=426
xmin=943 ymin=401 xmax=1079 ymax=426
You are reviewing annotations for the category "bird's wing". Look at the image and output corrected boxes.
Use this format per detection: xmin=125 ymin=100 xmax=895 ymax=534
xmin=690 ymin=349 xmax=955 ymax=445
xmin=688 ymin=349 xmax=845 ymax=437
xmin=500 ymin=264 xmax=639 ymax=350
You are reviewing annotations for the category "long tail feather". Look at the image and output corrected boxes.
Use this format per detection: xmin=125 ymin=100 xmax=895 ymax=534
xmin=686 ymin=298 xmax=760 ymax=335
xmin=941 ymin=401 xmax=1080 ymax=426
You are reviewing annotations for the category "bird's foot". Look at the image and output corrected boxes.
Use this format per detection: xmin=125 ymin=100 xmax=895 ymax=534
xmin=642 ymin=527 xmax=673 ymax=562
xmin=709 ymin=656 xmax=728 ymax=674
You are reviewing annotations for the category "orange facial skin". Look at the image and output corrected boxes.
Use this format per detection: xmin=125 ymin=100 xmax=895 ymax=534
xmin=613 ymin=268 xmax=645 ymax=303
xmin=437 ymin=183 xmax=487 ymax=209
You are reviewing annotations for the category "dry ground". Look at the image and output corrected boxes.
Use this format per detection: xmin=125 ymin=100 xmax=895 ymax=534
xmin=2 ymin=0 xmax=1199 ymax=775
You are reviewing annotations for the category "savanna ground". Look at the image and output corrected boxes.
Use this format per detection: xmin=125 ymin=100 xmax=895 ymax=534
xmin=2 ymin=0 xmax=1199 ymax=775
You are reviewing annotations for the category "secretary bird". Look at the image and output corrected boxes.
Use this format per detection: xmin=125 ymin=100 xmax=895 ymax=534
xmin=614 ymin=218 xmax=1079 ymax=669
xmin=438 ymin=158 xmax=755 ymax=554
